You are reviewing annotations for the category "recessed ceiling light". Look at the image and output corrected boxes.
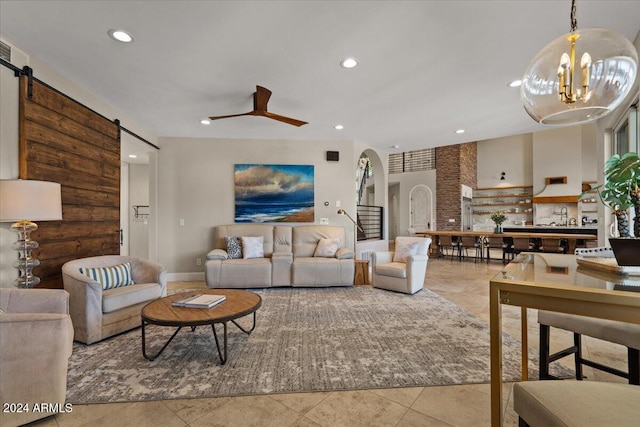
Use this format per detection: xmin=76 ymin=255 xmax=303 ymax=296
xmin=508 ymin=79 xmax=522 ymax=88
xmin=108 ymin=29 xmax=134 ymax=43
xmin=200 ymin=119 xmax=211 ymax=125
xmin=340 ymin=58 xmax=358 ymax=69
xmin=334 ymin=124 xmax=344 ymax=130
xmin=392 ymin=145 xmax=400 ymax=149
xmin=128 ymin=154 xmax=137 ymax=159
xmin=455 ymin=129 xmax=465 ymax=134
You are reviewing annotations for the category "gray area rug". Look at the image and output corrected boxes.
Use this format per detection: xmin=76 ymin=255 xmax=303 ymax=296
xmin=66 ymin=287 xmax=568 ymax=403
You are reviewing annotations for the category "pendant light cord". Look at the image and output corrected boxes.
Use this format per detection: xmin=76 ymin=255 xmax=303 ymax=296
xmin=570 ymin=0 xmax=578 ymax=32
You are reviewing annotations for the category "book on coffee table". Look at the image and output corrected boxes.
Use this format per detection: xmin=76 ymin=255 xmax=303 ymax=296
xmin=172 ymin=294 xmax=226 ymax=308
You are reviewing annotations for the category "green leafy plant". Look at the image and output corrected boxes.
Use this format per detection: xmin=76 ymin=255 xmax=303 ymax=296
xmin=490 ymin=210 xmax=507 ymax=226
xmin=583 ymin=152 xmax=640 ymax=237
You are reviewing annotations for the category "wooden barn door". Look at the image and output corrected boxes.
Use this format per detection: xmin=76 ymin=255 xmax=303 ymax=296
xmin=19 ymin=76 xmax=120 ymax=288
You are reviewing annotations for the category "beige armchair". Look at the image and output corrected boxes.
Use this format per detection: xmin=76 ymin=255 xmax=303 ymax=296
xmin=0 ymin=289 xmax=74 ymax=427
xmin=62 ymin=255 xmax=167 ymax=344
xmin=371 ymin=237 xmax=432 ymax=294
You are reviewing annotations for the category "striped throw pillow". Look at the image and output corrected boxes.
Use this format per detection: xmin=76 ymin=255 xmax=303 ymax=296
xmin=79 ymin=263 xmax=135 ymax=290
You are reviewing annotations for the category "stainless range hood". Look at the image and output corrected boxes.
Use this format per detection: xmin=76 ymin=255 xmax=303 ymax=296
xmin=533 ymin=176 xmax=580 ymax=203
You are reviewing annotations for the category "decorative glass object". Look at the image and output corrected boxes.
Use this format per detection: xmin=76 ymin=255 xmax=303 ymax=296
xmin=521 ymin=1 xmax=638 ymax=125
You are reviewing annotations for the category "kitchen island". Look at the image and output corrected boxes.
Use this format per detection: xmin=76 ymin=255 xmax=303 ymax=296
xmin=503 ymin=225 xmax=597 ymax=236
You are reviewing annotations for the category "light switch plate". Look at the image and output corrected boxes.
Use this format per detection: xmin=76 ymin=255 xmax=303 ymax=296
xmin=320 ymin=218 xmax=329 ymax=224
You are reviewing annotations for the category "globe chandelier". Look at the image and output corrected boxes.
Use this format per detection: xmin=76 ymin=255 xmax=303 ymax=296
xmin=521 ymin=0 xmax=638 ymax=125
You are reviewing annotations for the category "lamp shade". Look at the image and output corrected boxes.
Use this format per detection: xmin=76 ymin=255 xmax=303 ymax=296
xmin=521 ymin=28 xmax=638 ymax=125
xmin=0 ymin=179 xmax=62 ymax=222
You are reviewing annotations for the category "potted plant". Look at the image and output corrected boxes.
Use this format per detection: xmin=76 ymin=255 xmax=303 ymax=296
xmin=583 ymin=152 xmax=640 ymax=266
xmin=490 ymin=210 xmax=507 ymax=234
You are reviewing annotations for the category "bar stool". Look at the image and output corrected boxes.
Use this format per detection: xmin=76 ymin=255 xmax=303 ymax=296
xmin=484 ymin=236 xmax=506 ymax=263
xmin=538 ymin=310 xmax=640 ymax=384
xmin=514 ymin=381 xmax=640 ymax=427
xmin=438 ymin=235 xmax=459 ymax=260
xmin=459 ymin=235 xmax=482 ymax=262
xmin=540 ymin=238 xmax=565 ymax=253
xmin=504 ymin=237 xmax=533 ymax=262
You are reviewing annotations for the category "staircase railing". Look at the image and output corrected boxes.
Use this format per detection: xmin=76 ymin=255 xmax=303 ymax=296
xmin=357 ymin=205 xmax=383 ymax=241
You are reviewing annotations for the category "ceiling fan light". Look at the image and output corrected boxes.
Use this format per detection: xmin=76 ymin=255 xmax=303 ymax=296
xmin=521 ymin=28 xmax=638 ymax=125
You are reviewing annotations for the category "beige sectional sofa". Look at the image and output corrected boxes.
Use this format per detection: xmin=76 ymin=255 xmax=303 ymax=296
xmin=205 ymin=224 xmax=355 ymax=288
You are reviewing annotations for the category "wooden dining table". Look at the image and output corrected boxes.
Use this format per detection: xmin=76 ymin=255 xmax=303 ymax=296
xmin=415 ymin=230 xmax=597 ymax=256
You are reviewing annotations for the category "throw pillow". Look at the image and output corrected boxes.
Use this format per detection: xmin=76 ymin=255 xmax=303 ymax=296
xmin=241 ymin=236 xmax=264 ymax=259
xmin=79 ymin=262 xmax=135 ymax=290
xmin=393 ymin=241 xmax=419 ymax=263
xmin=225 ymin=236 xmax=243 ymax=259
xmin=313 ymin=238 xmax=341 ymax=257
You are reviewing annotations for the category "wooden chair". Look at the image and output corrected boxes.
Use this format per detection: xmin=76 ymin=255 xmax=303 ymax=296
xmin=437 ymin=235 xmax=460 ymax=260
xmin=540 ymin=238 xmax=565 ymax=253
xmin=504 ymin=237 xmax=533 ymax=262
xmin=459 ymin=235 xmax=482 ymax=262
xmin=484 ymin=236 xmax=507 ymax=263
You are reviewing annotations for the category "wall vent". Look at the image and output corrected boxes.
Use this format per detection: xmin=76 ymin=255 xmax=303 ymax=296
xmin=0 ymin=41 xmax=11 ymax=62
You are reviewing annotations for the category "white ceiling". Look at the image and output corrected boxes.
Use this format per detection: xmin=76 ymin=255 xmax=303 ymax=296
xmin=1 ymin=1 xmax=639 ymax=154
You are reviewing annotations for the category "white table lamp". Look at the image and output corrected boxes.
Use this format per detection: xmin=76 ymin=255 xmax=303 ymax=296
xmin=0 ymin=179 xmax=62 ymax=288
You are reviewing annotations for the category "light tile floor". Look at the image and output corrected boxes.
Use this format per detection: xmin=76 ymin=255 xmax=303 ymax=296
xmin=30 ymin=256 xmax=629 ymax=427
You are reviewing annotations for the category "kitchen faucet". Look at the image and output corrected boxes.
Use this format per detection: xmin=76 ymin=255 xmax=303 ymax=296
xmin=560 ymin=207 xmax=568 ymax=226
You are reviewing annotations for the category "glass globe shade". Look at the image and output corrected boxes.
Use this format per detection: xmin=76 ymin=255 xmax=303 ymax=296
xmin=521 ymin=28 xmax=638 ymax=125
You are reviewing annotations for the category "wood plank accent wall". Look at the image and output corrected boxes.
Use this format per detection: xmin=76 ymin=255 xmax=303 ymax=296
xmin=19 ymin=76 xmax=121 ymax=288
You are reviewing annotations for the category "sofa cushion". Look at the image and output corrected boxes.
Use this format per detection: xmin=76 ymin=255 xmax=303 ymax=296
xmin=102 ymin=283 xmax=161 ymax=313
xmin=393 ymin=241 xmax=419 ymax=262
xmin=216 ymin=224 xmax=276 ymax=257
xmin=225 ymin=236 xmax=242 ymax=259
xmin=79 ymin=263 xmax=134 ymax=290
xmin=314 ymin=238 xmax=341 ymax=257
xmin=293 ymin=225 xmax=346 ymax=257
xmin=336 ymin=248 xmax=355 ymax=259
xmin=375 ymin=262 xmax=407 ymax=279
xmin=207 ymin=249 xmax=228 ymax=260
xmin=242 ymin=236 xmax=264 ymax=259
xmin=292 ymin=257 xmax=354 ymax=286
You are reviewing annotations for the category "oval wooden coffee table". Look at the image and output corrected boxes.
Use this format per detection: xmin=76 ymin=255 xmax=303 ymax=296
xmin=141 ymin=289 xmax=261 ymax=364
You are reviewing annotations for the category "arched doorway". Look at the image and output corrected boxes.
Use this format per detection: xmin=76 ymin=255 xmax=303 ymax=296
xmin=409 ymin=184 xmax=433 ymax=232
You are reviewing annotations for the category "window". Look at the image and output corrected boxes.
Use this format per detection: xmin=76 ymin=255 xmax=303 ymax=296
xmin=614 ymin=99 xmax=639 ymax=155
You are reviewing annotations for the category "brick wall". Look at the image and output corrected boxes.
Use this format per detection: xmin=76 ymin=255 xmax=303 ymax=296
xmin=436 ymin=142 xmax=477 ymax=230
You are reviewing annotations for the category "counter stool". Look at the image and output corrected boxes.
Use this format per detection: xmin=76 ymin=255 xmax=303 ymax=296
xmin=514 ymin=381 xmax=640 ymax=427
xmin=538 ymin=310 xmax=640 ymax=384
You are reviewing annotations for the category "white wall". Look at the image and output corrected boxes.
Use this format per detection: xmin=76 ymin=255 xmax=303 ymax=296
xmin=0 ymin=39 xmax=28 ymax=285
xmin=532 ymin=126 xmax=583 ymax=196
xmin=477 ymin=133 xmax=533 ymax=188
xmin=129 ymin=164 xmax=150 ymax=259
xmin=157 ymin=137 xmax=358 ymax=274
xmin=388 ymin=170 xmax=437 ymax=237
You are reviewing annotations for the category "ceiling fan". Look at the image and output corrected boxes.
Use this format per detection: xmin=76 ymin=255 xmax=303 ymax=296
xmin=208 ymin=85 xmax=308 ymax=127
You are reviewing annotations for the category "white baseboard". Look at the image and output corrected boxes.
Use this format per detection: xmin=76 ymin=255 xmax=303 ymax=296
xmin=166 ymin=272 xmax=205 ymax=282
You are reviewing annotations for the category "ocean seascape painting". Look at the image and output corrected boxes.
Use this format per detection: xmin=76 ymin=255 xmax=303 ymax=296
xmin=234 ymin=164 xmax=314 ymax=223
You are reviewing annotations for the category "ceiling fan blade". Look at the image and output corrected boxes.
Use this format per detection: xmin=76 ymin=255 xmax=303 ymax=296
xmin=254 ymin=85 xmax=272 ymax=111
xmin=208 ymin=112 xmax=253 ymax=121
xmin=263 ymin=111 xmax=308 ymax=127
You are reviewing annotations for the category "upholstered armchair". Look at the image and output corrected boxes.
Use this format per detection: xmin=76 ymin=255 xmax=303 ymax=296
xmin=0 ymin=289 xmax=74 ymax=427
xmin=62 ymin=255 xmax=167 ymax=344
xmin=371 ymin=237 xmax=432 ymax=294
